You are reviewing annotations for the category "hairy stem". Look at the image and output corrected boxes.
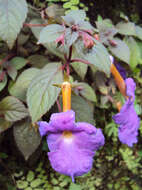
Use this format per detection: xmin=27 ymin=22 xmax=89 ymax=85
xmin=71 ymin=58 xmax=91 ymax=65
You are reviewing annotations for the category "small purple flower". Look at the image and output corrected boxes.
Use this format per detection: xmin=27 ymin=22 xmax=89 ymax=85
xmin=113 ymin=78 xmax=140 ymax=147
xmin=38 ymin=110 xmax=105 ymax=182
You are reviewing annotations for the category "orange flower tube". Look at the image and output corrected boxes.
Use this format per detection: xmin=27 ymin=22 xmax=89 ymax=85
xmin=110 ymin=63 xmax=127 ymax=98
xmin=61 ymin=81 xmax=71 ymax=112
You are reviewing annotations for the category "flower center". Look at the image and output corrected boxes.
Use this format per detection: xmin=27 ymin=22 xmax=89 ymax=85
xmin=62 ymin=131 xmax=73 ymax=138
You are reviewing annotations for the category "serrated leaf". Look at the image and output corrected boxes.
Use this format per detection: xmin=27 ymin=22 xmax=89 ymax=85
xmin=65 ymin=29 xmax=79 ymax=47
xmin=10 ymin=57 xmax=28 ymax=70
xmin=13 ymin=119 xmax=41 ymax=160
xmin=96 ymin=20 xmax=117 ymax=44
xmin=0 ymin=96 xmax=28 ymax=122
xmin=71 ymin=61 xmax=88 ymax=79
xmin=27 ymin=62 xmax=63 ymax=122
xmin=78 ymin=21 xmax=94 ymax=31
xmin=0 ymin=0 xmax=28 ymax=48
xmin=125 ymin=37 xmax=141 ymax=68
xmin=38 ymin=24 xmax=64 ymax=44
xmin=109 ymin=38 xmax=130 ymax=63
xmin=74 ymin=40 xmax=111 ymax=75
xmin=62 ymin=10 xmax=86 ymax=25
xmin=0 ymin=74 xmax=7 ymax=91
xmin=116 ymin=22 xmax=136 ymax=36
xmin=71 ymin=94 xmax=95 ymax=125
xmin=77 ymin=82 xmax=96 ymax=102
xmin=9 ymin=68 xmax=40 ymax=102
xmin=0 ymin=117 xmax=12 ymax=133
xmin=30 ymin=19 xmax=65 ymax=60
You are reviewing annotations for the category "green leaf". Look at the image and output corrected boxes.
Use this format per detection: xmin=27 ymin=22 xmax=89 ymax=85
xmin=30 ymin=19 xmax=65 ymax=60
xmin=27 ymin=62 xmax=63 ymax=122
xmin=116 ymin=22 xmax=136 ymax=36
xmin=30 ymin=179 xmax=43 ymax=188
xmin=109 ymin=38 xmax=130 ymax=64
xmin=28 ymin=55 xmax=48 ymax=69
xmin=9 ymin=68 xmax=40 ymax=102
xmin=17 ymin=180 xmax=28 ymax=189
xmin=71 ymin=61 xmax=88 ymax=79
xmin=38 ymin=24 xmax=64 ymax=44
xmin=74 ymin=40 xmax=111 ymax=75
xmin=71 ymin=94 xmax=95 ymax=125
xmin=10 ymin=57 xmax=28 ymax=70
xmin=96 ymin=19 xmax=117 ymax=43
xmin=95 ymin=71 xmax=108 ymax=95
xmin=125 ymin=37 xmax=141 ymax=68
xmin=65 ymin=29 xmax=79 ymax=47
xmin=30 ymin=19 xmax=44 ymax=39
xmin=62 ymin=10 xmax=86 ymax=25
xmin=0 ymin=96 xmax=28 ymax=122
xmin=69 ymin=183 xmax=82 ymax=190
xmin=0 ymin=152 xmax=8 ymax=159
xmin=27 ymin=171 xmax=35 ymax=182
xmin=0 ymin=0 xmax=28 ymax=48
xmin=0 ymin=117 xmax=12 ymax=133
xmin=134 ymin=103 xmax=142 ymax=115
xmin=13 ymin=119 xmax=41 ymax=160
xmin=63 ymin=2 xmax=72 ymax=8
xmin=77 ymin=82 xmax=96 ymax=102
xmin=7 ymin=65 xmax=17 ymax=80
xmin=0 ymin=74 xmax=7 ymax=91
xmin=135 ymin=25 xmax=142 ymax=40
xmin=71 ymin=0 xmax=79 ymax=5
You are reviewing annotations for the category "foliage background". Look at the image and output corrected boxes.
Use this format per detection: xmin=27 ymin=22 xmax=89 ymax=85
xmin=0 ymin=0 xmax=142 ymax=190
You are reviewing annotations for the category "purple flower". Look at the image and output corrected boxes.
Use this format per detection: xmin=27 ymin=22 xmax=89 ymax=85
xmin=38 ymin=110 xmax=105 ymax=182
xmin=114 ymin=63 xmax=127 ymax=80
xmin=113 ymin=78 xmax=140 ymax=147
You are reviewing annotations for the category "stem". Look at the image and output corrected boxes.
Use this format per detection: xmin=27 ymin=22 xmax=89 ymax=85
xmin=0 ymin=54 xmax=15 ymax=66
xmin=66 ymin=62 xmax=70 ymax=76
xmin=68 ymin=46 xmax=72 ymax=61
xmin=23 ymin=23 xmax=48 ymax=27
xmin=116 ymin=101 xmax=122 ymax=112
xmin=71 ymin=58 xmax=91 ymax=65
xmin=61 ymin=81 xmax=71 ymax=112
xmin=110 ymin=63 xmax=127 ymax=98
xmin=64 ymin=46 xmax=73 ymax=77
xmin=56 ymin=99 xmax=62 ymax=112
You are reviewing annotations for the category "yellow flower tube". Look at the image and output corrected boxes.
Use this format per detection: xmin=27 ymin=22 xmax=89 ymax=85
xmin=110 ymin=63 xmax=127 ymax=98
xmin=61 ymin=81 xmax=71 ymax=112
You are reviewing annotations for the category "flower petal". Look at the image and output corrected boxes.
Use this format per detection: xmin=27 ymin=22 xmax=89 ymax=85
xmin=113 ymin=78 xmax=140 ymax=146
xmin=38 ymin=121 xmax=57 ymax=137
xmin=48 ymin=143 xmax=94 ymax=182
xmin=47 ymin=133 xmax=62 ymax=151
xmin=75 ymin=122 xmax=105 ymax=151
xmin=49 ymin=110 xmax=76 ymax=131
xmin=125 ymin=78 xmax=136 ymax=99
xmin=75 ymin=122 xmax=97 ymax=134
